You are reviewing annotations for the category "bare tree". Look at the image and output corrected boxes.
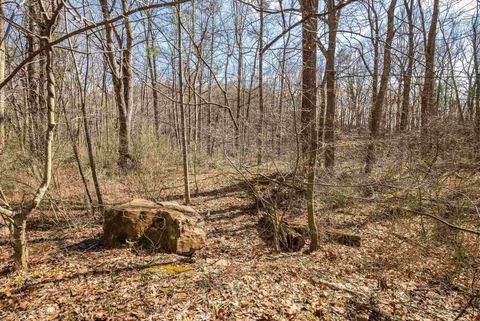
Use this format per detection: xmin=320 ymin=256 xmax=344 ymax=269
xmin=300 ymin=0 xmax=319 ymax=252
xmin=365 ymin=0 xmax=397 ymax=174
xmin=0 ymin=2 xmax=5 ymax=153
xmin=145 ymin=10 xmax=161 ymax=142
xmin=399 ymin=0 xmax=414 ymax=132
xmin=474 ymin=4 xmax=480 ymax=157
xmin=99 ymin=0 xmax=134 ymax=171
xmin=177 ymin=2 xmax=191 ymax=204
xmin=324 ymin=0 xmax=343 ymax=169
xmin=257 ymin=0 xmax=265 ymax=165
xmin=0 ymin=1 xmax=64 ymax=269
xmin=420 ymin=0 xmax=440 ymax=153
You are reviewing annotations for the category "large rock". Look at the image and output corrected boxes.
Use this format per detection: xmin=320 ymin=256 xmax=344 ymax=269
xmin=103 ymin=199 xmax=206 ymax=255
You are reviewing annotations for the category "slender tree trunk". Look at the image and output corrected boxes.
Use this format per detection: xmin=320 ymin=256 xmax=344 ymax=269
xmin=420 ymin=0 xmax=440 ymax=154
xmin=234 ymin=4 xmax=244 ymax=156
xmin=121 ymin=0 xmax=134 ymax=169
xmin=100 ymin=0 xmax=133 ymax=171
xmin=177 ymin=4 xmax=191 ymax=204
xmin=439 ymin=20 xmax=464 ymax=124
xmin=0 ymin=2 xmax=5 ymax=153
xmin=13 ymin=6 xmax=60 ymax=268
xmin=78 ymin=49 xmax=104 ymax=215
xmin=207 ymin=11 xmax=215 ymax=156
xmin=473 ymin=8 xmax=480 ymax=158
xmin=146 ymin=11 xmax=161 ymax=141
xmin=65 ymin=18 xmax=104 ymax=215
xmin=257 ymin=0 xmax=264 ymax=165
xmin=400 ymin=0 xmax=414 ymax=131
xmin=27 ymin=0 xmax=39 ymax=156
xmin=62 ymin=96 xmax=94 ymax=214
xmin=300 ymin=0 xmax=319 ymax=252
xmin=318 ymin=78 xmax=326 ymax=157
xmin=324 ymin=0 xmax=340 ymax=169
xmin=365 ymin=0 xmax=397 ymax=174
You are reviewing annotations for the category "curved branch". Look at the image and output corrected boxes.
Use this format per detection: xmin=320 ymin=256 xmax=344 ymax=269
xmin=0 ymin=0 xmax=191 ymax=90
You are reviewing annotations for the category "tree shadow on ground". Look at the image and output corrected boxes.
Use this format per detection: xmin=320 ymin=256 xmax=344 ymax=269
xmin=165 ymin=180 xmax=250 ymax=202
xmin=326 ymin=210 xmax=394 ymax=231
xmin=206 ymin=203 xmax=256 ymax=222
xmin=164 ymin=173 xmax=283 ymax=203
xmin=208 ymin=223 xmax=258 ymax=238
xmin=0 ymin=258 xmax=193 ymax=300
xmin=64 ymin=236 xmax=103 ymax=253
xmin=29 ymin=234 xmax=79 ymax=244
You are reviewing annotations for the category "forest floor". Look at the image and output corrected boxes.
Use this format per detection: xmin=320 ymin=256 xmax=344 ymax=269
xmin=0 ymin=159 xmax=479 ymax=320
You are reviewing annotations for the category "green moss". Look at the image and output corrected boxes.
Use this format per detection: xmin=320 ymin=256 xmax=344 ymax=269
xmin=143 ymin=264 xmax=193 ymax=276
xmin=160 ymin=287 xmax=172 ymax=294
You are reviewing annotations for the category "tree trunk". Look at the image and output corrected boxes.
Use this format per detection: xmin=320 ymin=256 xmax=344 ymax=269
xmin=257 ymin=0 xmax=265 ymax=165
xmin=176 ymin=4 xmax=191 ymax=204
xmin=13 ymin=7 xmax=59 ymax=268
xmin=234 ymin=5 xmax=244 ymax=156
xmin=400 ymin=0 xmax=414 ymax=132
xmin=121 ymin=0 xmax=134 ymax=170
xmin=146 ymin=11 xmax=160 ymax=142
xmin=100 ymin=0 xmax=133 ymax=171
xmin=318 ymin=78 xmax=326 ymax=156
xmin=27 ymin=0 xmax=40 ymax=156
xmin=324 ymin=0 xmax=340 ymax=169
xmin=12 ymin=213 xmax=28 ymax=269
xmin=79 ymin=48 xmax=104 ymax=215
xmin=300 ymin=0 xmax=319 ymax=252
xmin=365 ymin=0 xmax=397 ymax=174
xmin=0 ymin=2 xmax=5 ymax=153
xmin=473 ymin=9 xmax=480 ymax=158
xmin=207 ymin=10 xmax=215 ymax=156
xmin=420 ymin=0 xmax=440 ymax=154
xmin=62 ymin=96 xmax=94 ymax=215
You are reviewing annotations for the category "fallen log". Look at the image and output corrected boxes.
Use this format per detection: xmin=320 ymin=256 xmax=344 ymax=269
xmin=258 ymin=214 xmax=306 ymax=252
xmin=259 ymin=214 xmax=361 ymax=251
xmin=324 ymin=229 xmax=361 ymax=247
xmin=286 ymin=220 xmax=361 ymax=248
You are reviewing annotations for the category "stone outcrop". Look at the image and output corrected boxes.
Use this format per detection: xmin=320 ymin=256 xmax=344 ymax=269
xmin=103 ymin=199 xmax=206 ymax=255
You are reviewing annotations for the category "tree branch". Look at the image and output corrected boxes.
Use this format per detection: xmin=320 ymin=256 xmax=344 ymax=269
xmin=0 ymin=0 xmax=191 ymax=90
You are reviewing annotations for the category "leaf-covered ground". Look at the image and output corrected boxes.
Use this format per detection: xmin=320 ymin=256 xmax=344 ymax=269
xmin=0 ymin=169 xmax=478 ymax=320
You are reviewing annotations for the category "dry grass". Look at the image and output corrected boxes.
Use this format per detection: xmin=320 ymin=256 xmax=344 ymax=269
xmin=0 ymin=128 xmax=479 ymax=320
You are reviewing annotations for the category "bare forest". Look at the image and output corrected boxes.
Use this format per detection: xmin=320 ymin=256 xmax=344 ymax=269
xmin=0 ymin=0 xmax=479 ymax=319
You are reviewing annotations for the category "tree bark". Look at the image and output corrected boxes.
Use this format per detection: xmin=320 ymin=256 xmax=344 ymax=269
xmin=300 ymin=0 xmax=319 ymax=252
xmin=400 ymin=0 xmax=414 ymax=132
xmin=324 ymin=0 xmax=340 ymax=169
xmin=365 ymin=0 xmax=397 ymax=174
xmin=257 ymin=0 xmax=265 ymax=165
xmin=0 ymin=2 xmax=5 ymax=153
xmin=176 ymin=3 xmax=191 ymax=204
xmin=474 ymin=8 xmax=480 ymax=159
xmin=146 ymin=11 xmax=161 ymax=142
xmin=99 ymin=0 xmax=133 ymax=171
xmin=420 ymin=0 xmax=440 ymax=154
xmin=27 ymin=0 xmax=40 ymax=156
xmin=12 ymin=4 xmax=61 ymax=268
xmin=234 ymin=3 xmax=244 ymax=156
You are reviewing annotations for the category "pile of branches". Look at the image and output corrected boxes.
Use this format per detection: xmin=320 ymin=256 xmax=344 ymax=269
xmin=240 ymin=172 xmax=361 ymax=252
